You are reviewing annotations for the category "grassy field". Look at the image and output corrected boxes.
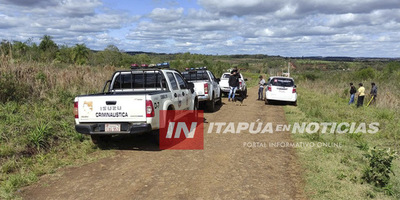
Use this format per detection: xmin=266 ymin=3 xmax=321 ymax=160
xmin=284 ymin=67 xmax=400 ymax=199
xmin=1 ymin=56 xmax=399 ymax=199
xmin=0 ymin=61 xmax=118 ymax=199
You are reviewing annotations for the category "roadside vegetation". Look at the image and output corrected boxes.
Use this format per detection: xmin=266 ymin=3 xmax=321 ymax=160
xmin=1 ymin=35 xmax=399 ymax=199
xmin=0 ymin=36 xmax=239 ymax=199
xmin=284 ymin=62 xmax=400 ymax=199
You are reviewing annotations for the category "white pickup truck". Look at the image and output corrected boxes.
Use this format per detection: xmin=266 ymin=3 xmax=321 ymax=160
xmin=73 ymin=64 xmax=197 ymax=144
xmin=219 ymin=72 xmax=248 ymax=97
xmin=181 ymin=67 xmax=221 ymax=112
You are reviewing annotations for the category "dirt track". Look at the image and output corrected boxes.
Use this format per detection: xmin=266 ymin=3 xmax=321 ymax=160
xmin=21 ymin=87 xmax=305 ymax=200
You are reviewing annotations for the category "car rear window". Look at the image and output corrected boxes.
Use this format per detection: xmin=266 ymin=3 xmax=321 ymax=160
xmin=222 ymin=74 xmax=230 ymax=79
xmin=182 ymin=71 xmax=209 ymax=81
xmin=270 ymin=78 xmax=294 ymax=87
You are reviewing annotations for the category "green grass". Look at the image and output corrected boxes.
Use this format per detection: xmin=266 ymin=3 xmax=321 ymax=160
xmin=284 ymin=73 xmax=400 ymax=199
xmin=0 ymin=62 xmax=116 ymax=199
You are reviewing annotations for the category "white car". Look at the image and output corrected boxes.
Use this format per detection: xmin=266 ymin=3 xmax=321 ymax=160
xmin=219 ymin=72 xmax=247 ymax=96
xmin=265 ymin=76 xmax=297 ymax=105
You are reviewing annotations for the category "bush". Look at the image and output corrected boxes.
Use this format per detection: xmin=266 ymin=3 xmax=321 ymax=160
xmin=384 ymin=62 xmax=400 ymax=74
xmin=0 ymin=73 xmax=31 ymax=103
xmin=302 ymin=72 xmax=319 ymax=81
xmin=362 ymin=147 xmax=398 ymax=187
xmin=355 ymin=67 xmax=375 ymax=80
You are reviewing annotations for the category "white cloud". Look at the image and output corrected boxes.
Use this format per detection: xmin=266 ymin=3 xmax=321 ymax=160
xmin=0 ymin=0 xmax=399 ymax=56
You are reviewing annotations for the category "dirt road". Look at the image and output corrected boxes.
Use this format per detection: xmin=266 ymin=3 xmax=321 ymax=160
xmin=21 ymin=87 xmax=305 ymax=200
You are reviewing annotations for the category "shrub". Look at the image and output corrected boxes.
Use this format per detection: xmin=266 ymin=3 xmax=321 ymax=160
xmin=384 ymin=62 xmax=400 ymax=74
xmin=0 ymin=73 xmax=31 ymax=103
xmin=355 ymin=67 xmax=375 ymax=79
xmin=302 ymin=72 xmax=319 ymax=81
xmin=362 ymin=147 xmax=398 ymax=187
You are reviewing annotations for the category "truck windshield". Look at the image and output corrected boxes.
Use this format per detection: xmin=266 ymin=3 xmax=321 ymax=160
xmin=112 ymin=72 xmax=167 ymax=90
xmin=182 ymin=71 xmax=209 ymax=81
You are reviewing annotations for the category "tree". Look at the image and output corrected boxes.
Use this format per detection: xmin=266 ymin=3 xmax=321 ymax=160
xmin=39 ymin=35 xmax=57 ymax=52
xmin=12 ymin=41 xmax=29 ymax=60
xmin=72 ymin=44 xmax=89 ymax=65
xmin=39 ymin=35 xmax=58 ymax=62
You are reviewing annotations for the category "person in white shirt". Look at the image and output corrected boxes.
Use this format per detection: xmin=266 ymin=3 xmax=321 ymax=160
xmin=258 ymin=75 xmax=265 ymax=100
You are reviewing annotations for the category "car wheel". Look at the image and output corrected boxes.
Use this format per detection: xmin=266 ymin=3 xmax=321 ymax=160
xmin=244 ymin=88 xmax=247 ymax=97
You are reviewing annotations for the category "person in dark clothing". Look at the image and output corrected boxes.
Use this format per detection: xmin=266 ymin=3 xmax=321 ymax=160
xmin=228 ymin=71 xmax=239 ymax=102
xmin=349 ymin=82 xmax=356 ymax=105
xmin=369 ymin=82 xmax=378 ymax=105
xmin=231 ymin=67 xmax=238 ymax=75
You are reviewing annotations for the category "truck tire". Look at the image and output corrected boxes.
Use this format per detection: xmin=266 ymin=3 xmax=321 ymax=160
xmin=244 ymin=88 xmax=248 ymax=97
xmin=150 ymin=130 xmax=160 ymax=146
xmin=216 ymin=90 xmax=222 ymax=105
xmin=206 ymin=94 xmax=216 ymax=112
xmin=91 ymin=135 xmax=111 ymax=145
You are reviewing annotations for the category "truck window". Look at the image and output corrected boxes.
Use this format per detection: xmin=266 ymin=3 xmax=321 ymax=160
xmin=174 ymin=73 xmax=187 ymax=89
xmin=209 ymin=71 xmax=216 ymax=80
xmin=112 ymin=72 xmax=166 ymax=90
xmin=167 ymin=72 xmax=179 ymax=90
xmin=182 ymin=71 xmax=209 ymax=81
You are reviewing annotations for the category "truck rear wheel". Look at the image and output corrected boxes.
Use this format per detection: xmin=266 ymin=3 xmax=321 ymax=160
xmin=216 ymin=91 xmax=222 ymax=105
xmin=206 ymin=94 xmax=216 ymax=112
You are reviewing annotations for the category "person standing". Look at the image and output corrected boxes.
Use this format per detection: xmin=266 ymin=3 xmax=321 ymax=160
xmin=357 ymin=83 xmax=365 ymax=108
xmin=349 ymin=82 xmax=356 ymax=105
xmin=369 ymin=82 xmax=378 ymax=105
xmin=228 ymin=71 xmax=239 ymax=102
xmin=258 ymin=75 xmax=266 ymax=100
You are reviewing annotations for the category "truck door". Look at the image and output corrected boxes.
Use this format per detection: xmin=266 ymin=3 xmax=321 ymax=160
xmin=174 ymin=72 xmax=191 ymax=110
xmin=208 ymin=71 xmax=220 ymax=98
xmin=166 ymin=72 xmax=181 ymax=110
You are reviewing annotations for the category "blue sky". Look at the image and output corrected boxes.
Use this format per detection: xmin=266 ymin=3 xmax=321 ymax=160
xmin=0 ymin=0 xmax=399 ymax=57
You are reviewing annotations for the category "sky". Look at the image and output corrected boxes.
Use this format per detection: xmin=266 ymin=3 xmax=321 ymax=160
xmin=0 ymin=0 xmax=399 ymax=57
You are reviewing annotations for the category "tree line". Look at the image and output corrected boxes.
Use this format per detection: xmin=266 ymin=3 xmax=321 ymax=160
xmin=0 ymin=35 xmax=237 ymax=76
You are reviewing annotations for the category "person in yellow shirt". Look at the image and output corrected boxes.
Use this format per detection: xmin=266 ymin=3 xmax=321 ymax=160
xmin=357 ymin=83 xmax=365 ymax=107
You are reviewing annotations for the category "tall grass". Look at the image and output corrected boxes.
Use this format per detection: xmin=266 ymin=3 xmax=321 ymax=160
xmin=284 ymin=66 xmax=400 ymax=199
xmin=0 ymin=60 xmax=116 ymax=199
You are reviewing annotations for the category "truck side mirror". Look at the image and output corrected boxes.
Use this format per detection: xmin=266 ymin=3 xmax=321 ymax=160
xmin=187 ymin=82 xmax=195 ymax=93
xmin=263 ymin=83 xmax=268 ymax=86
xmin=244 ymin=78 xmax=248 ymax=81
xmin=216 ymin=78 xmax=220 ymax=83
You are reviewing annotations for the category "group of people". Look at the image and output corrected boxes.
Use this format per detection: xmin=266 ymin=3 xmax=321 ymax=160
xmin=349 ymin=82 xmax=378 ymax=107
